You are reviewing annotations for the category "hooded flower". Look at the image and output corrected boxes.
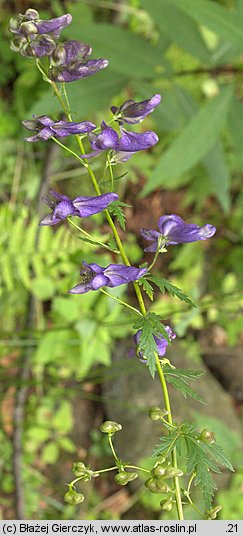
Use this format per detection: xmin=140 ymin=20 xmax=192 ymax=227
xmin=110 ymin=94 xmax=161 ymax=125
xmin=69 ymin=263 xmax=147 ymax=294
xmin=22 ymin=116 xmax=96 ymax=142
xmin=9 ymin=9 xmax=72 ymax=57
xmin=39 ymin=190 xmax=118 ymax=226
xmin=82 ymin=121 xmax=159 ymax=159
xmin=133 ymin=326 xmax=176 ymax=362
xmin=48 ymin=40 xmax=108 ymax=82
xmin=141 ymin=214 xmax=216 ymax=252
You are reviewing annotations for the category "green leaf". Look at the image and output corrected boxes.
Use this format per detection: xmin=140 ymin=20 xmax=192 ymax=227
xmin=204 ymin=442 xmax=234 ymax=472
xmin=228 ymin=98 xmax=243 ymax=168
xmin=31 ymin=276 xmax=55 ymax=300
xmin=163 ymin=366 xmax=206 ymax=404
xmin=153 ymin=430 xmax=179 ymax=458
xmin=203 ymin=141 xmax=231 ymax=214
xmin=31 ymin=70 xmax=127 ymax=117
xmin=41 ymin=442 xmax=60 ymax=464
xmin=146 ymin=275 xmax=195 ymax=307
xmin=141 ymin=0 xmax=210 ymax=62
xmin=142 ymin=86 xmax=234 ymax=195
xmin=139 ymin=278 xmax=154 ymax=301
xmin=133 ymin=312 xmax=169 ymax=378
xmin=109 ymin=201 xmax=131 ymax=231
xmin=185 ymin=437 xmax=218 ymax=509
xmin=171 ymin=0 xmax=243 ymax=48
xmin=65 ymin=23 xmax=166 ymax=79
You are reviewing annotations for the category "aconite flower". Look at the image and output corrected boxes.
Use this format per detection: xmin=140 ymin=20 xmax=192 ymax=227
xmin=22 ymin=116 xmax=96 ymax=142
xmin=141 ymin=214 xmax=216 ymax=252
xmin=48 ymin=40 xmax=108 ymax=82
xmin=111 ymin=94 xmax=161 ymax=125
xmin=69 ymin=263 xmax=147 ymax=294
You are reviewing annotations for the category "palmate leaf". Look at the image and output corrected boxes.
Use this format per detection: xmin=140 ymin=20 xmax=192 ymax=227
xmin=109 ymin=201 xmax=131 ymax=231
xmin=145 ymin=275 xmax=195 ymax=307
xmin=133 ymin=312 xmax=169 ymax=378
xmin=139 ymin=277 xmax=154 ymax=301
xmin=185 ymin=437 xmax=218 ymax=509
xmin=204 ymin=442 xmax=234 ymax=472
xmin=163 ymin=366 xmax=205 ymax=404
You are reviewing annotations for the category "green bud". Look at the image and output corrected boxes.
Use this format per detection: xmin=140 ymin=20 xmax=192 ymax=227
xmin=20 ymin=21 xmax=38 ymax=35
xmin=145 ymin=477 xmax=171 ymax=494
xmin=149 ymin=407 xmax=168 ymax=421
xmin=9 ymin=18 xmax=19 ymax=32
xmin=160 ymin=497 xmax=173 ymax=511
xmin=151 ymin=465 xmax=167 ymax=478
xmin=164 ymin=467 xmax=184 ymax=478
xmin=115 ymin=471 xmax=138 ymax=486
xmin=199 ymin=429 xmax=215 ymax=445
xmin=100 ymin=421 xmax=122 ymax=434
xmin=206 ymin=505 xmax=222 ymax=520
xmin=72 ymin=462 xmax=87 ymax=477
xmin=64 ymin=489 xmax=84 ymax=505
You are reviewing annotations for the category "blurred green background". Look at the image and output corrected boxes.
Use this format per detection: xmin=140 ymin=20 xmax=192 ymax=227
xmin=0 ymin=0 xmax=243 ymax=520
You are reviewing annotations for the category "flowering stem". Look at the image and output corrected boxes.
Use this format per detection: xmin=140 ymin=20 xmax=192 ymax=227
xmin=108 ymin=434 xmax=120 ymax=463
xmin=51 ymin=80 xmax=183 ymax=520
xmin=67 ymin=217 xmax=118 ymax=253
xmin=100 ymin=288 xmax=142 ymax=317
xmin=51 ymin=137 xmax=87 ymax=166
xmin=155 ymin=354 xmax=184 ymax=520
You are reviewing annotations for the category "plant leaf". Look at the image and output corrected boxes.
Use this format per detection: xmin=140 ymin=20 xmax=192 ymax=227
xmin=142 ymin=86 xmax=234 ymax=195
xmin=146 ymin=275 xmax=195 ymax=307
xmin=133 ymin=312 xmax=169 ymax=378
xmin=109 ymin=201 xmax=131 ymax=231
xmin=171 ymin=0 xmax=243 ymax=48
xmin=141 ymin=0 xmax=210 ymax=62
xmin=203 ymin=140 xmax=231 ymax=214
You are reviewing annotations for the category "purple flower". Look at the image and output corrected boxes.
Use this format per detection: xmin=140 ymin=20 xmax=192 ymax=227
xmin=48 ymin=40 xmax=109 ymax=82
xmin=82 ymin=122 xmax=159 ymax=159
xmin=40 ymin=190 xmax=118 ymax=226
xmin=9 ymin=10 xmax=72 ymax=57
xmin=22 ymin=116 xmax=96 ymax=142
xmin=110 ymin=94 xmax=161 ymax=125
xmin=9 ymin=10 xmax=72 ymax=38
xmin=69 ymin=263 xmax=147 ymax=294
xmin=133 ymin=326 xmax=176 ymax=362
xmin=141 ymin=214 xmax=216 ymax=252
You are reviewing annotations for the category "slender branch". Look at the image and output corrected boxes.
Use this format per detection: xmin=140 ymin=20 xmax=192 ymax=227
xmin=100 ymin=288 xmax=142 ymax=316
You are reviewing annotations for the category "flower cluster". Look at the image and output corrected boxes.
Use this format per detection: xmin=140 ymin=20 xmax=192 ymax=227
xmin=11 ymin=10 xmax=217 ymax=368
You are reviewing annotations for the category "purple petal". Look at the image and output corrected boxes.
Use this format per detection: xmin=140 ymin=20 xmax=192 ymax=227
xmin=104 ymin=265 xmax=147 ymax=287
xmin=82 ymin=262 xmax=104 ymax=274
xmin=111 ymin=94 xmax=162 ymax=124
xmin=90 ymin=124 xmax=119 ymax=152
xmin=69 ymin=282 xmax=91 ymax=294
xmin=52 ymin=41 xmax=92 ymax=65
xmin=73 ymin=193 xmax=118 ymax=216
xmin=158 ymin=215 xmax=216 ymax=244
xmin=51 ymin=120 xmax=96 ymax=137
xmin=39 ymin=214 xmax=61 ymax=226
xmin=52 ymin=200 xmax=76 ymax=220
xmin=90 ymin=274 xmax=110 ymax=290
xmin=118 ymin=129 xmax=159 ymax=152
xmin=23 ymin=127 xmax=53 ymax=142
xmin=35 ymin=14 xmax=72 ymax=36
xmin=22 ymin=116 xmax=54 ymax=131
xmin=28 ymin=35 xmax=56 ymax=57
xmin=49 ymin=58 xmax=109 ymax=82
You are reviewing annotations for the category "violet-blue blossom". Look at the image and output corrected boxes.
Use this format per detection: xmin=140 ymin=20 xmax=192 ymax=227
xmin=69 ymin=263 xmax=147 ymax=294
xmin=22 ymin=116 xmax=96 ymax=142
xmin=48 ymin=40 xmax=108 ymax=82
xmin=40 ymin=190 xmax=118 ymax=226
xmin=133 ymin=326 xmax=176 ymax=362
xmin=9 ymin=10 xmax=72 ymax=57
xmin=82 ymin=121 xmax=159 ymax=159
xmin=141 ymin=214 xmax=216 ymax=252
xmin=110 ymin=94 xmax=161 ymax=125
xmin=9 ymin=10 xmax=72 ymax=38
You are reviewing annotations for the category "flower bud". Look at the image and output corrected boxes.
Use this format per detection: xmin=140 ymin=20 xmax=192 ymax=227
xmin=207 ymin=505 xmax=222 ymax=519
xmin=149 ymin=407 xmax=164 ymax=421
xmin=151 ymin=465 xmax=167 ymax=478
xmin=145 ymin=477 xmax=171 ymax=494
xmin=9 ymin=18 xmax=19 ymax=32
xmin=51 ymin=44 xmax=66 ymax=65
xmin=72 ymin=462 xmax=87 ymax=477
xmin=199 ymin=429 xmax=215 ymax=444
xmin=114 ymin=471 xmax=138 ymax=486
xmin=160 ymin=497 xmax=173 ymax=511
xmin=20 ymin=21 xmax=38 ymax=35
xmin=164 ymin=467 xmax=184 ymax=478
xmin=100 ymin=421 xmax=122 ymax=434
xmin=64 ymin=489 xmax=84 ymax=505
xmin=25 ymin=9 xmax=39 ymax=20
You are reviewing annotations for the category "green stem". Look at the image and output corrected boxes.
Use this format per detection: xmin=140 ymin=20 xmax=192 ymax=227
xmin=155 ymin=354 xmax=184 ymax=520
xmin=108 ymin=434 xmax=119 ymax=463
xmin=100 ymin=288 xmax=142 ymax=316
xmin=51 ymin=137 xmax=87 ymax=166
xmin=67 ymin=217 xmax=118 ymax=253
xmin=125 ymin=465 xmax=150 ymax=474
xmin=51 ymin=80 xmax=184 ymax=520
